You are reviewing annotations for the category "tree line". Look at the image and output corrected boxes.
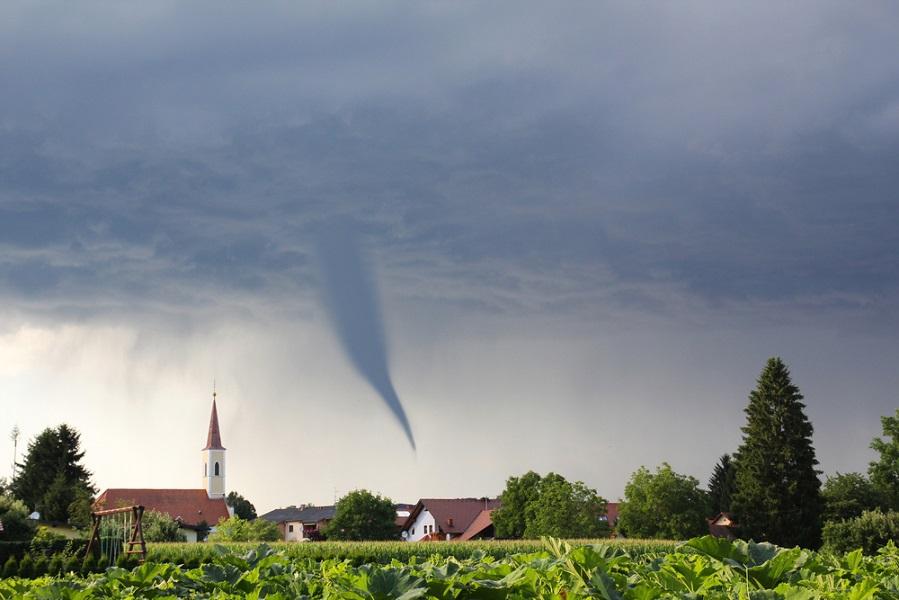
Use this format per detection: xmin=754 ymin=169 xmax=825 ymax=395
xmin=495 ymin=357 xmax=899 ymax=550
xmin=4 ymin=356 xmax=898 ymax=549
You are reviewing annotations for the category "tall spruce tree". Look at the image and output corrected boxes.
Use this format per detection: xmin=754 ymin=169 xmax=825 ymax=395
xmin=731 ymin=357 xmax=822 ymax=548
xmin=708 ymin=454 xmax=736 ymax=514
xmin=11 ymin=425 xmax=95 ymax=522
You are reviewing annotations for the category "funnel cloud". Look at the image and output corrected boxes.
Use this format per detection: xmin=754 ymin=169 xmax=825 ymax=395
xmin=315 ymin=222 xmax=416 ymax=450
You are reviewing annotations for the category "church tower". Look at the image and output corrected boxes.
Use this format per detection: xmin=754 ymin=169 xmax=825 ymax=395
xmin=202 ymin=390 xmax=226 ymax=499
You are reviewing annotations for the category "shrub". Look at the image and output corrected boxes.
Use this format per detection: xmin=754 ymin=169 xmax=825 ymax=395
xmin=64 ymin=555 xmax=80 ymax=575
xmin=81 ymin=553 xmax=96 ymax=575
xmin=0 ymin=494 xmax=35 ymax=541
xmin=32 ymin=555 xmax=48 ymax=577
xmin=823 ymin=510 xmax=899 ymax=555
xmin=2 ymin=555 xmax=18 ymax=578
xmin=207 ymin=516 xmax=280 ymax=542
xmin=142 ymin=510 xmax=186 ymax=542
xmin=17 ymin=554 xmax=34 ymax=579
xmin=47 ymin=555 xmax=64 ymax=576
xmin=116 ymin=552 xmax=138 ymax=570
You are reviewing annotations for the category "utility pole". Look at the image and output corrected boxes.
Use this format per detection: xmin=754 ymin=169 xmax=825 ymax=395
xmin=10 ymin=425 xmax=20 ymax=480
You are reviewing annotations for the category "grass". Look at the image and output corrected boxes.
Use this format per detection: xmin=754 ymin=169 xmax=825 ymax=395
xmin=39 ymin=523 xmax=85 ymax=539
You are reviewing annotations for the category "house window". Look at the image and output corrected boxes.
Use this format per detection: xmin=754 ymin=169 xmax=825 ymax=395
xmin=214 ymin=462 xmax=220 ymax=476
xmin=288 ymin=525 xmax=294 ymax=533
xmin=412 ymin=527 xmax=415 ymax=535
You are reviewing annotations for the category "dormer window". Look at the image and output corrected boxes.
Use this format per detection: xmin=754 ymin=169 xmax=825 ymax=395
xmin=447 ymin=518 xmax=454 ymax=527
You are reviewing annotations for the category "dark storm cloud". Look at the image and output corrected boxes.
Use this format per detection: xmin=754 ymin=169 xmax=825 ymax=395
xmin=0 ymin=1 xmax=898 ymax=326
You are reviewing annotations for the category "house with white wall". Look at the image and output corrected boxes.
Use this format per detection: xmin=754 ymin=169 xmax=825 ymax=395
xmin=401 ymin=498 xmax=500 ymax=542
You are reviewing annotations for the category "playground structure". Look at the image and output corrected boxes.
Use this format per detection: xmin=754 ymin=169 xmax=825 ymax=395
xmin=84 ymin=505 xmax=146 ymax=565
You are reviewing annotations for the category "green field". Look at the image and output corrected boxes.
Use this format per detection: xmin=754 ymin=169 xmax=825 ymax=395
xmin=1 ymin=536 xmax=897 ymax=598
xmin=145 ymin=537 xmax=678 ymax=567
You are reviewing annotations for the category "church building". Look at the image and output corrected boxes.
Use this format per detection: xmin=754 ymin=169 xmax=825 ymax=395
xmin=94 ymin=393 xmax=232 ymax=542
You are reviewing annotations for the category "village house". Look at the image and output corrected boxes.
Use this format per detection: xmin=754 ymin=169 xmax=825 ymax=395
xmin=259 ymin=505 xmax=336 ymax=541
xmin=707 ymin=512 xmax=737 ymax=540
xmin=260 ymin=503 xmax=416 ymax=541
xmin=94 ymin=393 xmax=233 ymax=542
xmin=401 ymin=498 xmax=501 ymax=542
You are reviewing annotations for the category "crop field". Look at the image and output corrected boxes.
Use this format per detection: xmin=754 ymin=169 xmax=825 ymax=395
xmin=145 ymin=537 xmax=679 ymax=567
xmin=1 ymin=536 xmax=897 ymax=598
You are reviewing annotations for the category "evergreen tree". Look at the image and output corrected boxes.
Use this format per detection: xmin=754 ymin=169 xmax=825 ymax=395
xmin=708 ymin=454 xmax=737 ymax=514
xmin=731 ymin=357 xmax=822 ymax=548
xmin=10 ymin=425 xmax=95 ymax=522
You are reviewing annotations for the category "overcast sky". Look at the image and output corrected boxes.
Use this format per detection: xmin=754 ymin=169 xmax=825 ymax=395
xmin=1 ymin=2 xmax=898 ymax=513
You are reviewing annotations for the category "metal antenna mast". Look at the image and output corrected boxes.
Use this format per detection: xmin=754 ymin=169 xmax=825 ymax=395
xmin=10 ymin=425 xmax=19 ymax=480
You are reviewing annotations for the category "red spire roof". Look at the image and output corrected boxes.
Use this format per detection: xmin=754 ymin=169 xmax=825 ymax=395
xmin=203 ymin=395 xmax=225 ymax=450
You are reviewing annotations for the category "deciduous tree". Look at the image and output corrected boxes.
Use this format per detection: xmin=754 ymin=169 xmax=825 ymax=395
xmin=226 ymin=491 xmax=257 ymax=520
xmin=731 ymin=357 xmax=822 ymax=547
xmin=492 ymin=471 xmax=543 ymax=539
xmin=494 ymin=471 xmax=610 ymax=539
xmin=870 ymin=409 xmax=899 ymax=510
xmin=523 ymin=476 xmax=609 ymax=538
xmin=325 ymin=489 xmax=397 ymax=541
xmin=617 ymin=463 xmax=710 ymax=539
xmin=822 ymin=472 xmax=883 ymax=523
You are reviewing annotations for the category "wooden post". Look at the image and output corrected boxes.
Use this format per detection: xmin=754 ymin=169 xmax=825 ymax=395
xmin=84 ymin=512 xmax=102 ymax=561
xmin=126 ymin=505 xmax=147 ymax=561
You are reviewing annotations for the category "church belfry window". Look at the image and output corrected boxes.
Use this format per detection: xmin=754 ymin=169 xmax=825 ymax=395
xmin=214 ymin=462 xmax=220 ymax=476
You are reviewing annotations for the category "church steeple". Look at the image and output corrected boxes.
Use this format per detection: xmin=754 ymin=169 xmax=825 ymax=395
xmin=202 ymin=387 xmax=226 ymax=499
xmin=203 ymin=391 xmax=225 ymax=450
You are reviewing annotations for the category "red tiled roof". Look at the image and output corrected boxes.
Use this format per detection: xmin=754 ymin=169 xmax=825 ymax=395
xmin=404 ymin=498 xmax=501 ymax=535
xmin=459 ymin=509 xmax=495 ymax=541
xmin=204 ymin=398 xmax=225 ymax=450
xmin=95 ymin=489 xmax=230 ymax=528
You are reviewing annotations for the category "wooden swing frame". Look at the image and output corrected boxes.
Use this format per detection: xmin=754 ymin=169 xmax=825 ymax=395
xmin=84 ymin=505 xmax=147 ymax=562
